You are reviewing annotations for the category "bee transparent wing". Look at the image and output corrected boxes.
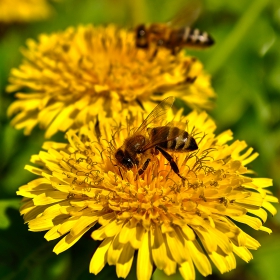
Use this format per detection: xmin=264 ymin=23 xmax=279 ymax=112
xmin=167 ymin=0 xmax=202 ymax=28
xmin=166 ymin=120 xmax=188 ymax=131
xmin=135 ymin=96 xmax=175 ymax=134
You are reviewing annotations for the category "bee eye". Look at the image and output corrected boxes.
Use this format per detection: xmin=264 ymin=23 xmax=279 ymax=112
xmin=123 ymin=158 xmax=133 ymax=169
xmin=139 ymin=30 xmax=145 ymax=37
xmin=115 ymin=149 xmax=124 ymax=160
xmin=115 ymin=149 xmax=134 ymax=169
xmin=137 ymin=25 xmax=146 ymax=38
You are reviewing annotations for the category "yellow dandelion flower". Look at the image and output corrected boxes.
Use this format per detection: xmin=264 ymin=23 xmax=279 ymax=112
xmin=0 ymin=0 xmax=53 ymax=23
xmin=7 ymin=24 xmax=215 ymax=138
xmin=17 ymin=103 xmax=277 ymax=280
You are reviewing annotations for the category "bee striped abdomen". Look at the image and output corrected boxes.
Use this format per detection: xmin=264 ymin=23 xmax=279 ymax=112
xmin=168 ymin=27 xmax=214 ymax=49
xmin=184 ymin=27 xmax=214 ymax=48
xmin=149 ymin=126 xmax=198 ymax=152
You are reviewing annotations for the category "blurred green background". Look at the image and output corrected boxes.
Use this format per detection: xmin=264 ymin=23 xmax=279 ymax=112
xmin=0 ymin=0 xmax=280 ymax=279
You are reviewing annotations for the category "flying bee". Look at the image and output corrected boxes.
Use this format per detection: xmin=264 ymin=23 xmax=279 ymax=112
xmin=135 ymin=2 xmax=214 ymax=53
xmin=114 ymin=97 xmax=198 ymax=180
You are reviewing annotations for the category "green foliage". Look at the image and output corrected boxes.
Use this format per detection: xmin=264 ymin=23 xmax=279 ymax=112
xmin=0 ymin=199 xmax=20 ymax=229
xmin=0 ymin=0 xmax=279 ymax=279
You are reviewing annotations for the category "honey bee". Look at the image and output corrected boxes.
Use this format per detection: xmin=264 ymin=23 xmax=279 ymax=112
xmin=114 ymin=97 xmax=198 ymax=180
xmin=136 ymin=24 xmax=214 ymax=52
xmin=135 ymin=2 xmax=214 ymax=53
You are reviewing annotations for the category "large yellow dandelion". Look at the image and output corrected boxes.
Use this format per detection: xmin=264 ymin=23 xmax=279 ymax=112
xmin=7 ymin=24 xmax=215 ymax=138
xmin=17 ymin=102 xmax=277 ymax=280
xmin=0 ymin=0 xmax=54 ymax=23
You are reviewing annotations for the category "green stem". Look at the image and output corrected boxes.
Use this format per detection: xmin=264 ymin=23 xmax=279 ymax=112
xmin=207 ymin=0 xmax=269 ymax=75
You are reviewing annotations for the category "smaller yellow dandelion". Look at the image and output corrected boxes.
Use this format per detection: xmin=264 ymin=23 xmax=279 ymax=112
xmin=7 ymin=24 xmax=215 ymax=138
xmin=17 ymin=101 xmax=277 ymax=280
xmin=0 ymin=0 xmax=54 ymax=23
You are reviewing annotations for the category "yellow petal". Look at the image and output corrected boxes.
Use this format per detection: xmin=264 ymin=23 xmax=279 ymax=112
xmin=243 ymin=232 xmax=260 ymax=250
xmin=33 ymin=192 xmax=67 ymax=205
xmin=262 ymin=200 xmax=278 ymax=216
xmin=208 ymin=227 xmax=233 ymax=255
xmin=58 ymin=217 xmax=80 ymax=235
xmin=137 ymin=231 xmax=153 ymax=280
xmin=70 ymin=216 xmax=98 ymax=236
xmin=259 ymin=226 xmax=272 ymax=234
xmin=107 ymin=234 xmax=123 ymax=265
xmin=179 ymin=261 xmax=195 ymax=280
xmin=116 ymin=243 xmax=135 ymax=278
xmin=232 ymin=244 xmax=253 ymax=263
xmin=163 ymin=258 xmax=177 ymax=276
xmin=251 ymin=178 xmax=273 ymax=188
xmin=151 ymin=225 xmax=167 ymax=270
xmin=44 ymin=225 xmax=62 ymax=241
xmin=231 ymin=216 xmax=262 ymax=230
xmin=53 ymin=225 xmax=91 ymax=254
xmin=131 ymin=224 xmax=145 ymax=249
xmin=165 ymin=230 xmax=187 ymax=264
xmin=235 ymin=192 xmax=264 ymax=208
xmin=90 ymin=237 xmax=113 ymax=274
xmin=28 ymin=216 xmax=54 ymax=231
xmin=185 ymin=240 xmax=212 ymax=277
xmin=118 ymin=222 xmax=133 ymax=244
xmin=194 ymin=226 xmax=217 ymax=253
xmin=208 ymin=251 xmax=236 ymax=273
xmin=248 ymin=208 xmax=267 ymax=222
xmin=181 ymin=225 xmax=196 ymax=241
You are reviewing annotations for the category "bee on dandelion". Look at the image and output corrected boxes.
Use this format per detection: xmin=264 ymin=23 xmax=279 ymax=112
xmin=17 ymin=101 xmax=277 ymax=279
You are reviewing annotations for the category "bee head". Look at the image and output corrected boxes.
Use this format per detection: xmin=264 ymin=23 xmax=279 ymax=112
xmin=136 ymin=24 xmax=148 ymax=48
xmin=115 ymin=149 xmax=134 ymax=169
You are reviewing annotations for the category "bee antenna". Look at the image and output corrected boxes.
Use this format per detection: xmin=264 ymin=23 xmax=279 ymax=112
xmin=94 ymin=116 xmax=101 ymax=138
xmin=118 ymin=165 xmax=124 ymax=180
xmin=136 ymin=98 xmax=145 ymax=111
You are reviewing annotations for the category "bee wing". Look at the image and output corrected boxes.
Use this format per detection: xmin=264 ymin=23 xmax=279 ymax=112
xmin=167 ymin=0 xmax=202 ymax=28
xmin=135 ymin=96 xmax=175 ymax=134
xmin=166 ymin=120 xmax=188 ymax=131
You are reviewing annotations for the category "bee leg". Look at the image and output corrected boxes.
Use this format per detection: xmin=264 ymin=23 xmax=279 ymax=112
xmin=149 ymin=48 xmax=158 ymax=61
xmin=171 ymin=47 xmax=181 ymax=55
xmin=118 ymin=166 xmax=123 ymax=180
xmin=138 ymin=158 xmax=151 ymax=176
xmin=95 ymin=116 xmax=101 ymax=139
xmin=171 ymin=48 xmax=177 ymax=55
xmin=186 ymin=76 xmax=197 ymax=84
xmin=155 ymin=146 xmax=186 ymax=181
xmin=136 ymin=98 xmax=145 ymax=110
xmin=114 ymin=164 xmax=124 ymax=180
